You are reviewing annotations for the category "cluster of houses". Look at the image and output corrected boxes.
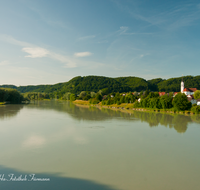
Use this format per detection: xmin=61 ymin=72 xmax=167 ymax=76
xmin=105 ymin=78 xmax=200 ymax=106
xmin=159 ymin=79 xmax=200 ymax=105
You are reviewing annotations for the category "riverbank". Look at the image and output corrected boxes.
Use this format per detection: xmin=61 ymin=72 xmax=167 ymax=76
xmin=73 ymin=100 xmax=196 ymax=115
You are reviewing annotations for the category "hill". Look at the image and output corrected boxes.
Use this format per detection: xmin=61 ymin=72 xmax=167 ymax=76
xmin=1 ymin=75 xmax=200 ymax=95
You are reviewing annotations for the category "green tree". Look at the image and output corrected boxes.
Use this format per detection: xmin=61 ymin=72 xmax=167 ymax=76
xmin=63 ymin=92 xmax=71 ymax=100
xmin=194 ymin=90 xmax=200 ymax=99
xmin=0 ymin=89 xmax=9 ymax=102
xmin=90 ymin=92 xmax=96 ymax=98
xmin=172 ymin=93 xmax=191 ymax=111
xmin=79 ymin=91 xmax=86 ymax=99
xmin=160 ymin=94 xmax=173 ymax=109
xmin=95 ymin=93 xmax=102 ymax=101
xmin=70 ymin=94 xmax=76 ymax=101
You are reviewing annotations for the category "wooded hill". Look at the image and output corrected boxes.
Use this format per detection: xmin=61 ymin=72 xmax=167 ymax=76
xmin=1 ymin=75 xmax=200 ymax=94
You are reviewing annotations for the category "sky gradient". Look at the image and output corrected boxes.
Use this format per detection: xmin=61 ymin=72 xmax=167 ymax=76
xmin=1 ymin=0 xmax=200 ymax=86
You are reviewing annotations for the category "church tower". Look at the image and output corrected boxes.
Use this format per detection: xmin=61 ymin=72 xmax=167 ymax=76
xmin=181 ymin=77 xmax=184 ymax=93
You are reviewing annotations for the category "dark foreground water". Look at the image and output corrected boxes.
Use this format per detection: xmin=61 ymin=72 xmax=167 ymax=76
xmin=0 ymin=100 xmax=200 ymax=190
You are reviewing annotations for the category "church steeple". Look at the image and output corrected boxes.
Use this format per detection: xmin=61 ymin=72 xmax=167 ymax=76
xmin=181 ymin=75 xmax=184 ymax=93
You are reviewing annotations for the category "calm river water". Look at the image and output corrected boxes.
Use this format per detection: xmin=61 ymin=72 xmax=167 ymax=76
xmin=0 ymin=100 xmax=200 ymax=190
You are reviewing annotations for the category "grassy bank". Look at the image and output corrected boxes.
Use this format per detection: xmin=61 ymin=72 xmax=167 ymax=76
xmin=73 ymin=100 xmax=196 ymax=115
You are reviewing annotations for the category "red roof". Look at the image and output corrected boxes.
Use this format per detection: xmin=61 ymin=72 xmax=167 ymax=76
xmin=174 ymin=92 xmax=179 ymax=95
xmin=159 ymin=92 xmax=166 ymax=96
xmin=183 ymin=88 xmax=197 ymax=92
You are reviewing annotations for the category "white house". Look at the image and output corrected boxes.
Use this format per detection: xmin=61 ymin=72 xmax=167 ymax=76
xmin=183 ymin=88 xmax=197 ymax=95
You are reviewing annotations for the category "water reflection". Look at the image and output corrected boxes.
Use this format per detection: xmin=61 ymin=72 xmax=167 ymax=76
xmin=0 ymin=104 xmax=24 ymax=120
xmin=25 ymin=101 xmax=129 ymax=121
xmin=132 ymin=111 xmax=192 ymax=133
xmin=0 ymin=101 xmax=200 ymax=134
xmin=0 ymin=165 xmax=117 ymax=190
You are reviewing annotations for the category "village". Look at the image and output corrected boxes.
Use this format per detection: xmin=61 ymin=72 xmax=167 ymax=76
xmin=134 ymin=79 xmax=200 ymax=106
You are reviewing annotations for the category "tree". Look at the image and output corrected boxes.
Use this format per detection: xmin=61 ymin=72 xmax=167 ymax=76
xmin=70 ymin=94 xmax=76 ymax=101
xmin=79 ymin=91 xmax=86 ymax=99
xmin=95 ymin=93 xmax=102 ymax=101
xmin=194 ymin=90 xmax=200 ymax=99
xmin=172 ymin=93 xmax=191 ymax=111
xmin=160 ymin=94 xmax=173 ymax=109
xmin=90 ymin=92 xmax=96 ymax=98
xmin=0 ymin=89 xmax=9 ymax=102
xmin=63 ymin=92 xmax=71 ymax=100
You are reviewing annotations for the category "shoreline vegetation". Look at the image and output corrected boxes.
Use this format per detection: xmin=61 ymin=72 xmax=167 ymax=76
xmin=1 ymin=88 xmax=200 ymax=115
xmin=73 ymin=100 xmax=198 ymax=115
xmin=1 ymin=75 xmax=200 ymax=114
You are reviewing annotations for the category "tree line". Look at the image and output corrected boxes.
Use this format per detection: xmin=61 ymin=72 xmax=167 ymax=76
xmin=1 ymin=75 xmax=200 ymax=96
xmin=0 ymin=88 xmax=24 ymax=103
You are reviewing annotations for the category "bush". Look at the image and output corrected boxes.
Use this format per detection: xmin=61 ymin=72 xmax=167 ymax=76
xmin=70 ymin=94 xmax=76 ymax=101
xmin=89 ymin=98 xmax=100 ymax=104
xmin=172 ymin=93 xmax=191 ymax=111
xmin=191 ymin=104 xmax=200 ymax=114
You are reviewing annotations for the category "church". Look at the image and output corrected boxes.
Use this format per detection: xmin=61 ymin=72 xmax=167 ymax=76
xmin=181 ymin=78 xmax=198 ymax=105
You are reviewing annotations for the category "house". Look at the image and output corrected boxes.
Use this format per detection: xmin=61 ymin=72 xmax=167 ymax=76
xmin=159 ymin=92 xmax=166 ymax=96
xmin=174 ymin=92 xmax=179 ymax=96
xmin=197 ymin=99 xmax=200 ymax=106
xmin=183 ymin=88 xmax=197 ymax=96
xmin=187 ymin=95 xmax=197 ymax=105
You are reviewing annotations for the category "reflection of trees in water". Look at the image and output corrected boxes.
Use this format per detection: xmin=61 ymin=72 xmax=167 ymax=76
xmin=132 ymin=111 xmax=192 ymax=133
xmin=26 ymin=101 xmax=132 ymax=121
xmin=24 ymin=101 xmax=198 ymax=133
xmin=0 ymin=105 xmax=24 ymax=120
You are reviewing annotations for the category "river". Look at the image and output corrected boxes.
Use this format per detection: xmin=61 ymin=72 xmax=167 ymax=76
xmin=0 ymin=100 xmax=200 ymax=190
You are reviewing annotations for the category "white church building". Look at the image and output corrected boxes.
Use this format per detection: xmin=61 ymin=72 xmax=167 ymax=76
xmin=180 ymin=78 xmax=199 ymax=105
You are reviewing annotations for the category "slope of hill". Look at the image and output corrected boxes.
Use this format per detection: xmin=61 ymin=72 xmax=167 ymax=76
xmin=1 ymin=75 xmax=200 ymax=94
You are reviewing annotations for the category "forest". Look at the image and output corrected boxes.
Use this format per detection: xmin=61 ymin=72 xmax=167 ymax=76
xmin=1 ymin=75 xmax=200 ymax=97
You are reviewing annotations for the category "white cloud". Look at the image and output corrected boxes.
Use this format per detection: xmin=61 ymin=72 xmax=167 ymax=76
xmin=0 ymin=60 xmax=9 ymax=66
xmin=74 ymin=52 xmax=92 ymax=57
xmin=22 ymin=47 xmax=77 ymax=68
xmin=0 ymin=34 xmax=77 ymax=68
xmin=77 ymin=35 xmax=96 ymax=41
xmin=22 ymin=47 xmax=49 ymax=58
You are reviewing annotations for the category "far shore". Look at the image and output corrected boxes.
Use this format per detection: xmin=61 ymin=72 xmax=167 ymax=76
xmin=73 ymin=100 xmax=196 ymax=115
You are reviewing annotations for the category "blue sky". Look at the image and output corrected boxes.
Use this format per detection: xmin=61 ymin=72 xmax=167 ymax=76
xmin=0 ymin=0 xmax=200 ymax=85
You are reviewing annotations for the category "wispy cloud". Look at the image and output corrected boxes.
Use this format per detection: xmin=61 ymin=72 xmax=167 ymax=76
xmin=0 ymin=34 xmax=77 ymax=68
xmin=50 ymin=53 xmax=77 ymax=68
xmin=74 ymin=52 xmax=92 ymax=57
xmin=118 ymin=26 xmax=129 ymax=35
xmin=113 ymin=1 xmax=200 ymax=30
xmin=0 ymin=34 xmax=32 ymax=47
xmin=22 ymin=47 xmax=77 ymax=68
xmin=77 ymin=35 xmax=96 ymax=41
xmin=22 ymin=47 xmax=49 ymax=58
